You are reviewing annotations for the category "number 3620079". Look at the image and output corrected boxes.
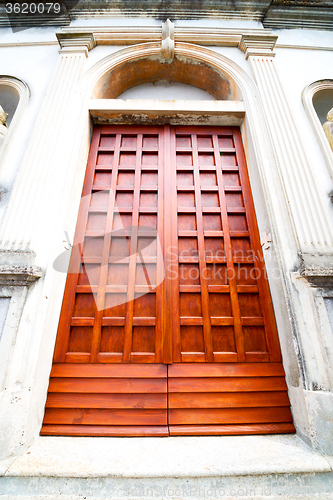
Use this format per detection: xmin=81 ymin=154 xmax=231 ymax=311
xmin=5 ymin=2 xmax=61 ymax=14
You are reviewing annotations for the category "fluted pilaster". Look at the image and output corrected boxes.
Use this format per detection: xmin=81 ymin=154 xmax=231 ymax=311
xmin=240 ymin=34 xmax=333 ymax=253
xmin=0 ymin=35 xmax=95 ymax=255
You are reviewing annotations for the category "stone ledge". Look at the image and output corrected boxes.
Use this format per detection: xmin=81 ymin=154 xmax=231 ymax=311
xmin=0 ymin=265 xmax=43 ymax=286
xmin=299 ymin=253 xmax=333 ymax=286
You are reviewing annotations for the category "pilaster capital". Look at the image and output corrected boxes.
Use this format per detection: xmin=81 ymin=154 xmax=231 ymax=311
xmin=56 ymin=32 xmax=96 ymax=57
xmin=239 ymin=33 xmax=278 ymax=59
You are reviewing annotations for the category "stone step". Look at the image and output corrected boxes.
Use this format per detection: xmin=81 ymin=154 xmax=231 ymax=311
xmin=1 ymin=435 xmax=333 ymax=499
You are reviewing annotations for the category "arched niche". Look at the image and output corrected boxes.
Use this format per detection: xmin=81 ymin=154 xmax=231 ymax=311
xmin=303 ymin=80 xmax=333 ymax=182
xmin=92 ymin=53 xmax=242 ymax=101
xmin=0 ymin=83 xmax=19 ymax=127
xmin=313 ymin=88 xmax=333 ymax=126
xmin=0 ymin=76 xmax=30 ymax=164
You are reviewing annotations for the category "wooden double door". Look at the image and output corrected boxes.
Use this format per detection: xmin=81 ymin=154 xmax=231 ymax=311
xmin=41 ymin=125 xmax=294 ymax=436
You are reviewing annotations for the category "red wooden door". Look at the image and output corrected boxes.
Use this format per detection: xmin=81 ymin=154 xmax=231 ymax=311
xmin=41 ymin=125 xmax=295 ymax=437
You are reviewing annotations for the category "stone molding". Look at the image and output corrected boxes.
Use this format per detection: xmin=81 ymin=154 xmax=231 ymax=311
xmin=2 ymin=1 xmax=331 ymax=29
xmin=302 ymin=80 xmax=333 ymax=183
xmin=58 ymin=26 xmax=275 ymax=49
xmin=299 ymin=252 xmax=333 ymax=286
xmin=300 ymin=266 xmax=333 ymax=287
xmin=0 ymin=265 xmax=43 ymax=286
xmin=56 ymin=32 xmax=96 ymax=56
xmin=239 ymin=33 xmax=278 ymax=59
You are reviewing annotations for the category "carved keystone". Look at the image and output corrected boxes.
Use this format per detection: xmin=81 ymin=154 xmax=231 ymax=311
xmin=161 ymin=19 xmax=175 ymax=61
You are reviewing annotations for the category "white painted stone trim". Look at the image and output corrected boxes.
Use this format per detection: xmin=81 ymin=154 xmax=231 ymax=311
xmin=58 ymin=25 xmax=275 ymax=48
xmin=276 ymin=44 xmax=333 ymax=51
xmin=90 ymin=98 xmax=245 ymax=125
xmin=302 ymin=80 xmax=333 ymax=183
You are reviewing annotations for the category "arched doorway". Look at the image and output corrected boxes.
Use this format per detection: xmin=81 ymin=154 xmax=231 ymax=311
xmin=41 ymin=47 xmax=294 ymax=437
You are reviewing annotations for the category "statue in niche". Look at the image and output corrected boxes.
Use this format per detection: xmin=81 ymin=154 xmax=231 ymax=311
xmin=323 ymin=107 xmax=333 ymax=151
xmin=0 ymin=104 xmax=8 ymax=143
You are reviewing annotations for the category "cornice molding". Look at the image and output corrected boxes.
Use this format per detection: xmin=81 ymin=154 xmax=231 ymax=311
xmin=2 ymin=2 xmax=332 ymax=30
xmin=57 ymin=26 xmax=275 ymax=51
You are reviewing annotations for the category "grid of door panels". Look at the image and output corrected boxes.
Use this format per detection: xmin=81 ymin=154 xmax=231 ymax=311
xmin=54 ymin=126 xmax=165 ymax=364
xmin=170 ymin=126 xmax=282 ymax=363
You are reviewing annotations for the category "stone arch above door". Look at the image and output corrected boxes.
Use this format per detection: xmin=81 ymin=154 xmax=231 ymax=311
xmin=87 ymin=43 xmax=243 ymax=102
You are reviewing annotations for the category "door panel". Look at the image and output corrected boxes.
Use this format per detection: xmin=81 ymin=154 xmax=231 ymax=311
xmin=53 ymin=126 xmax=165 ymax=365
xmin=169 ymin=126 xmax=281 ymax=363
xmin=41 ymin=125 xmax=295 ymax=437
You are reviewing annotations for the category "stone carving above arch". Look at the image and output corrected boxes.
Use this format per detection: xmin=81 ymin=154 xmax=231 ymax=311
xmin=302 ymin=79 xmax=333 ymax=182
